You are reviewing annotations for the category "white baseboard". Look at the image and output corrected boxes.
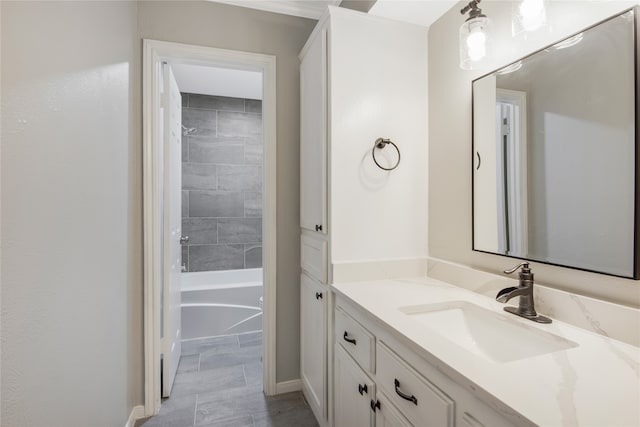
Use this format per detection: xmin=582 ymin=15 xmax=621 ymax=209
xmin=275 ymin=379 xmax=302 ymax=394
xmin=124 ymin=405 xmax=145 ymax=427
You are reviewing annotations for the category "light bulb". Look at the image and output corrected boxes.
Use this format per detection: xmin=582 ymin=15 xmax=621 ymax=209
xmin=466 ymin=24 xmax=487 ymax=61
xmin=459 ymin=12 xmax=490 ymax=70
xmin=519 ymin=0 xmax=545 ymax=31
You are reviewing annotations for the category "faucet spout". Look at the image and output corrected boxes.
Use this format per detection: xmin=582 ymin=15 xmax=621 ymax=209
xmin=495 ymin=286 xmax=524 ymax=303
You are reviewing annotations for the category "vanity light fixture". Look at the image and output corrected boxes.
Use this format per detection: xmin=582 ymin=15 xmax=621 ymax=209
xmin=459 ymin=0 xmax=491 ymax=70
xmin=512 ymin=0 xmax=547 ymax=35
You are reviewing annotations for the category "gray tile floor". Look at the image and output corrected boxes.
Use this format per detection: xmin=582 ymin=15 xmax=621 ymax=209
xmin=136 ymin=332 xmax=319 ymax=427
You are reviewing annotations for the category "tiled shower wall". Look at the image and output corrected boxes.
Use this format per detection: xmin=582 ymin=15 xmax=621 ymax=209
xmin=181 ymin=93 xmax=263 ymax=272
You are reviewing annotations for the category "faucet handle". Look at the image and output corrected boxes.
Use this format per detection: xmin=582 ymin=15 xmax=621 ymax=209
xmin=503 ymin=262 xmax=530 ymax=275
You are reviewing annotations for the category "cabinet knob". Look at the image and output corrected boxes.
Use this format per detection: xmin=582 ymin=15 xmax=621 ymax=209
xmin=358 ymin=384 xmax=368 ymax=395
xmin=370 ymin=399 xmax=380 ymax=412
xmin=315 ymin=292 xmax=323 ymax=300
xmin=315 ymin=224 xmax=323 ymax=232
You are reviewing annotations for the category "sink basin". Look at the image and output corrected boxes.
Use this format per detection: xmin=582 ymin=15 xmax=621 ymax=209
xmin=399 ymin=301 xmax=577 ymax=363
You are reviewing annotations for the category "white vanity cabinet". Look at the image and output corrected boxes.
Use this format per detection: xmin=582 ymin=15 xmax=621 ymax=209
xmin=333 ymin=296 xmax=517 ymax=427
xmin=334 ymin=304 xmax=422 ymax=427
xmin=334 ymin=345 xmax=374 ymax=427
xmin=333 ymin=346 xmax=414 ymax=427
xmin=373 ymin=393 xmax=413 ymax=427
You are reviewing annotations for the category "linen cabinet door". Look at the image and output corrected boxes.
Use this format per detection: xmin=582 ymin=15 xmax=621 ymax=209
xmin=299 ymin=27 xmax=327 ymax=234
xmin=301 ymin=273 xmax=327 ymax=422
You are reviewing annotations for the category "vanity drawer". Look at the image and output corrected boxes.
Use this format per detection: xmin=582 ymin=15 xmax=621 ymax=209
xmin=335 ymin=305 xmax=375 ymax=372
xmin=376 ymin=341 xmax=454 ymax=427
xmin=301 ymin=233 xmax=327 ymax=283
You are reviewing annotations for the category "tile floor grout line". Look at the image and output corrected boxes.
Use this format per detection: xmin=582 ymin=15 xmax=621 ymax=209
xmin=242 ymin=364 xmax=248 ymax=385
xmin=193 ymin=393 xmax=199 ymax=426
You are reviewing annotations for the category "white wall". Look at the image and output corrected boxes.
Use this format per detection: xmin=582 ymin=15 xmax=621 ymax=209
xmin=429 ymin=1 xmax=640 ymax=306
xmin=137 ymin=0 xmax=316 ymax=383
xmin=1 ymin=1 xmax=142 ymax=426
xmin=329 ymin=9 xmax=429 ymax=263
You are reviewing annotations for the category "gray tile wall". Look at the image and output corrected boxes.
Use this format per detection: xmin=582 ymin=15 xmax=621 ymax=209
xmin=181 ymin=93 xmax=263 ymax=272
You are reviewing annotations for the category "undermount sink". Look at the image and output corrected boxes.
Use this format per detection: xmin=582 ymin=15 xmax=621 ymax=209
xmin=399 ymin=301 xmax=577 ymax=363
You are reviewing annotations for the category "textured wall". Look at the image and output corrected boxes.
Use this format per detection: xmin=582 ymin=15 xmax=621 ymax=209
xmin=0 ymin=0 xmax=317 ymax=422
xmin=138 ymin=0 xmax=316 ymax=382
xmin=329 ymin=8 xmax=428 ymax=264
xmin=1 ymin=1 xmax=142 ymax=425
xmin=181 ymin=93 xmax=263 ymax=272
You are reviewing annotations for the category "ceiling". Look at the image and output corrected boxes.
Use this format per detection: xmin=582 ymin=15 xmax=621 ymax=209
xmin=210 ymin=0 xmax=342 ymax=20
xmin=369 ymin=0 xmax=458 ymax=28
xmin=171 ymin=63 xmax=263 ymax=100
xmin=207 ymin=0 xmax=458 ymax=26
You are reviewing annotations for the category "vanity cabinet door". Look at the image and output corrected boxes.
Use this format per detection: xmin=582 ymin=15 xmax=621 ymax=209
xmin=334 ymin=345 xmax=374 ymax=427
xmin=300 ymin=26 xmax=327 ymax=234
xmin=301 ymin=273 xmax=327 ymax=421
xmin=374 ymin=392 xmax=413 ymax=427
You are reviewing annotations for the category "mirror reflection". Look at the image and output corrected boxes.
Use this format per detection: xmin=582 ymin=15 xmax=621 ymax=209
xmin=472 ymin=9 xmax=637 ymax=278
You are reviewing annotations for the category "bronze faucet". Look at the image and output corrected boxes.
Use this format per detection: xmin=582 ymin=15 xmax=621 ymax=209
xmin=496 ymin=262 xmax=551 ymax=324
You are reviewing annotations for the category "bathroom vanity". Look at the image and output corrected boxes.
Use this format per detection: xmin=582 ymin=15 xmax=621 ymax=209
xmin=299 ymin=4 xmax=640 ymax=427
xmin=331 ymin=276 xmax=640 ymax=427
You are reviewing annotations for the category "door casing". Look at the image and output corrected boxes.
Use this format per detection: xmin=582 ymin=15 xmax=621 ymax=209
xmin=142 ymin=39 xmax=277 ymax=416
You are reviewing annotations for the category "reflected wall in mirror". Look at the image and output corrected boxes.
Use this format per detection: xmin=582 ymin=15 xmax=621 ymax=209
xmin=472 ymin=8 xmax=639 ymax=279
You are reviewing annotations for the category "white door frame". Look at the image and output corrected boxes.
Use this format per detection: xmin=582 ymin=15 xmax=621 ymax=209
xmin=496 ymin=88 xmax=528 ymax=257
xmin=142 ymin=39 xmax=277 ymax=416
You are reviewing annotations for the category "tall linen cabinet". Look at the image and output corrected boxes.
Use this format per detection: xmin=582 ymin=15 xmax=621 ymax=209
xmin=299 ymin=6 xmax=429 ymax=427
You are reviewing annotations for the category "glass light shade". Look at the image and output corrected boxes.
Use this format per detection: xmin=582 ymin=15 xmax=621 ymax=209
xmin=459 ymin=16 xmax=490 ymax=70
xmin=512 ymin=0 xmax=547 ymax=36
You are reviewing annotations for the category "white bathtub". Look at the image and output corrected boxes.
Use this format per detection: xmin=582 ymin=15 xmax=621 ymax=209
xmin=181 ymin=268 xmax=263 ymax=340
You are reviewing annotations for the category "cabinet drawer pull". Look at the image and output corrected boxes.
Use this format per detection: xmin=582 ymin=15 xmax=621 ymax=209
xmin=394 ymin=379 xmax=418 ymax=405
xmin=358 ymin=384 xmax=368 ymax=395
xmin=315 ymin=224 xmax=323 ymax=232
xmin=343 ymin=331 xmax=357 ymax=345
xmin=315 ymin=292 xmax=323 ymax=300
xmin=370 ymin=399 xmax=380 ymax=412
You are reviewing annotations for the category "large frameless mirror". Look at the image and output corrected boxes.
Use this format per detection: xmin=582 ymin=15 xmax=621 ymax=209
xmin=472 ymin=8 xmax=639 ymax=278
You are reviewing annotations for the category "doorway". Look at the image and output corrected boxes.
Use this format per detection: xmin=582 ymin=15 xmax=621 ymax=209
xmin=495 ymin=88 xmax=528 ymax=257
xmin=142 ymin=39 xmax=277 ymax=417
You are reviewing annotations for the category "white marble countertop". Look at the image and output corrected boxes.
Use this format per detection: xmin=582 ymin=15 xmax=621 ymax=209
xmin=332 ymin=276 xmax=640 ymax=427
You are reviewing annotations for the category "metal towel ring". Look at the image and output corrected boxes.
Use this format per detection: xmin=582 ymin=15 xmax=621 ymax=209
xmin=372 ymin=138 xmax=401 ymax=171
